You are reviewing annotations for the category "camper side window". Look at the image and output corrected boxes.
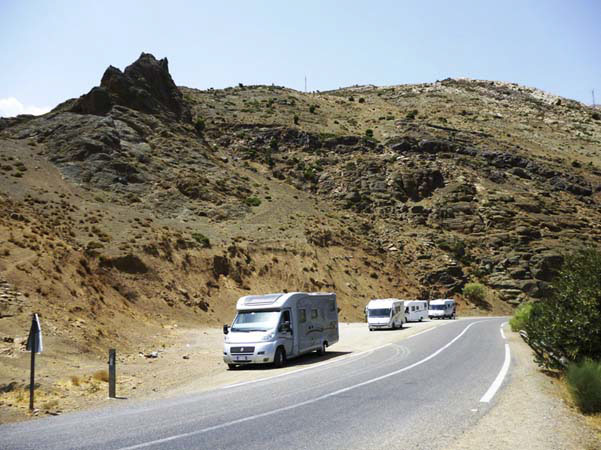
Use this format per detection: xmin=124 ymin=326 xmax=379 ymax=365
xmin=300 ymin=309 xmax=306 ymax=323
xmin=329 ymin=301 xmax=335 ymax=312
xmin=311 ymin=309 xmax=318 ymax=319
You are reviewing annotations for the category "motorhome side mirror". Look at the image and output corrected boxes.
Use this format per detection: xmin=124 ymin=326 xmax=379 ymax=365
xmin=279 ymin=321 xmax=291 ymax=332
xmin=223 ymin=324 xmax=229 ymax=335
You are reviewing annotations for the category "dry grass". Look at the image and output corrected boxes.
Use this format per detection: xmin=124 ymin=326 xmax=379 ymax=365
xmin=92 ymin=370 xmax=109 ymax=383
xmin=43 ymin=399 xmax=59 ymax=410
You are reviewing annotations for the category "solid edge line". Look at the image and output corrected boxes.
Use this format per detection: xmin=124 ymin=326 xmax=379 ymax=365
xmin=118 ymin=321 xmax=483 ymax=450
xmin=480 ymin=343 xmax=511 ymax=403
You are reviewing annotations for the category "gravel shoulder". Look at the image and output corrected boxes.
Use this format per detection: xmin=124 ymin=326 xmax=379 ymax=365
xmin=450 ymin=326 xmax=601 ymax=450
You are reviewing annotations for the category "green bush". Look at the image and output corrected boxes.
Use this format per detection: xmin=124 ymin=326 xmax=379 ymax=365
xmin=309 ymin=105 xmax=316 ymax=114
xmin=365 ymin=129 xmax=374 ymax=138
xmin=566 ymin=359 xmax=601 ymax=413
xmin=406 ymin=109 xmax=418 ymax=120
xmin=509 ymin=302 xmax=533 ymax=332
xmin=592 ymin=112 xmax=600 ymax=121
xmin=525 ymin=249 xmax=601 ymax=366
xmin=293 ymin=114 xmax=299 ymax=125
xmin=191 ymin=233 xmax=211 ymax=248
xmin=358 ymin=97 xmax=365 ymax=103
xmin=245 ymin=196 xmax=261 ymax=207
xmin=463 ymin=282 xmax=486 ymax=302
xmin=194 ymin=117 xmax=205 ymax=134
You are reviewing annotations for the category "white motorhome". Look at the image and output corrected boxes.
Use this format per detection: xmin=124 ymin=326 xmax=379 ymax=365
xmin=366 ymin=298 xmax=405 ymax=331
xmin=404 ymin=300 xmax=428 ymax=322
xmin=223 ymin=292 xmax=338 ymax=369
xmin=428 ymin=299 xmax=456 ymax=320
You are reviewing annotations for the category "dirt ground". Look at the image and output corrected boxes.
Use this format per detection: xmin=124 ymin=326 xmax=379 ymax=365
xmin=450 ymin=327 xmax=601 ymax=450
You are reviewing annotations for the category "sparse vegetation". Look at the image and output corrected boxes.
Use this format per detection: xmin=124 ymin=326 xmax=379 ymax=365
xmin=462 ymin=282 xmax=486 ymax=303
xmin=244 ymin=196 xmax=261 ymax=207
xmin=509 ymin=302 xmax=533 ymax=332
xmin=194 ymin=117 xmax=205 ymax=134
xmin=191 ymin=232 xmax=211 ymax=248
xmin=566 ymin=359 xmax=601 ymax=413
xmin=406 ymin=109 xmax=418 ymax=120
xmin=92 ymin=370 xmax=109 ymax=383
xmin=525 ymin=249 xmax=601 ymax=367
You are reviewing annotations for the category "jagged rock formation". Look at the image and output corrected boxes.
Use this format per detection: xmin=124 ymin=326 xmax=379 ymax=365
xmin=71 ymin=53 xmax=191 ymax=121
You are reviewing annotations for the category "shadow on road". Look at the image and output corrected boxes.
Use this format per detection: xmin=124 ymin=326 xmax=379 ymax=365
xmin=230 ymin=351 xmax=352 ymax=371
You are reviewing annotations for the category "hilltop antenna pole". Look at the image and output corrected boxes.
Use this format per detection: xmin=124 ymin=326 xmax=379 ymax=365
xmin=593 ymin=89 xmax=596 ymax=107
xmin=305 ymin=75 xmax=307 ymax=93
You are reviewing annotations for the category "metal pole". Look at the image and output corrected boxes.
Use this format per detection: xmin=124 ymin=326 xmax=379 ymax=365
xmin=108 ymin=349 xmax=116 ymax=398
xmin=29 ymin=349 xmax=35 ymax=410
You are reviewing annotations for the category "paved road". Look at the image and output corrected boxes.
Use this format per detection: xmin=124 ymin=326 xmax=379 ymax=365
xmin=1 ymin=318 xmax=510 ymax=450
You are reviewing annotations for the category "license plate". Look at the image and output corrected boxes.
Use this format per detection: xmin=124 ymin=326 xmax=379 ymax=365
xmin=234 ymin=355 xmax=249 ymax=361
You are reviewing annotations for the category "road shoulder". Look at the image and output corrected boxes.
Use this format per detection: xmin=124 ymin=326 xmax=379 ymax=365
xmin=450 ymin=327 xmax=601 ymax=450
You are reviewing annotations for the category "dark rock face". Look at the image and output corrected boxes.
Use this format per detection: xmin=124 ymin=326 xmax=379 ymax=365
xmin=71 ymin=53 xmax=191 ymax=122
xmin=393 ymin=168 xmax=444 ymax=201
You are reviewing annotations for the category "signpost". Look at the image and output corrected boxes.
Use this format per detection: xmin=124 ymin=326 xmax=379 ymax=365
xmin=108 ymin=349 xmax=116 ymax=398
xmin=25 ymin=313 xmax=43 ymax=411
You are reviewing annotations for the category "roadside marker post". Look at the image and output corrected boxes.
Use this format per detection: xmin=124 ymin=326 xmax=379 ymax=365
xmin=108 ymin=349 xmax=116 ymax=398
xmin=26 ymin=313 xmax=43 ymax=411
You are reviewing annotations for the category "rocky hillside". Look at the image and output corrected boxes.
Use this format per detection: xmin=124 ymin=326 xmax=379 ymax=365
xmin=1 ymin=53 xmax=601 ymax=355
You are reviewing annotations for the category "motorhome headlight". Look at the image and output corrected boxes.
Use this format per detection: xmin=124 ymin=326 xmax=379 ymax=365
xmin=261 ymin=331 xmax=275 ymax=341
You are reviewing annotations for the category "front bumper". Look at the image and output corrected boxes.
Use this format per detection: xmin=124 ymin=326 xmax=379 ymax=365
xmin=223 ymin=341 xmax=277 ymax=365
xmin=369 ymin=322 xmax=392 ymax=329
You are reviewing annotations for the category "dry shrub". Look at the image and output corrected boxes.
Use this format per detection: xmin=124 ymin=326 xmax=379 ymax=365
xmin=92 ymin=370 xmax=109 ymax=383
xmin=43 ymin=399 xmax=59 ymax=410
xmin=70 ymin=375 xmax=81 ymax=387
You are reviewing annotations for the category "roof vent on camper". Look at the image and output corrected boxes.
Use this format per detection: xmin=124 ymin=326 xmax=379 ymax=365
xmin=244 ymin=294 xmax=283 ymax=306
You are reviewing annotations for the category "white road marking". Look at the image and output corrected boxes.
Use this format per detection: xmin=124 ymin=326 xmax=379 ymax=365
xmin=500 ymin=322 xmax=507 ymax=340
xmin=480 ymin=343 xmax=511 ymax=403
xmin=118 ymin=321 xmax=484 ymax=450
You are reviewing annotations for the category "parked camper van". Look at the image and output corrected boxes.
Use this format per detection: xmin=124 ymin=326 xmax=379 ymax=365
xmin=404 ymin=300 xmax=428 ymax=322
xmin=223 ymin=292 xmax=338 ymax=369
xmin=428 ymin=299 xmax=456 ymax=319
xmin=366 ymin=299 xmax=405 ymax=331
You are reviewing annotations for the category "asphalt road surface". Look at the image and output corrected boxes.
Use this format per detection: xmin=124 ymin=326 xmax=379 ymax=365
xmin=1 ymin=318 xmax=511 ymax=450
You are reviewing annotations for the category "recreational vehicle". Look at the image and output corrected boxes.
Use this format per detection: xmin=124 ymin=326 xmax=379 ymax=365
xmin=223 ymin=292 xmax=339 ymax=369
xmin=366 ymin=298 xmax=405 ymax=331
xmin=428 ymin=299 xmax=456 ymax=319
xmin=404 ymin=300 xmax=428 ymax=322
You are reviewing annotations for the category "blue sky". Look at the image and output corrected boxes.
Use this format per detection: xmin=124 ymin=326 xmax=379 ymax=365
xmin=0 ymin=0 xmax=599 ymax=116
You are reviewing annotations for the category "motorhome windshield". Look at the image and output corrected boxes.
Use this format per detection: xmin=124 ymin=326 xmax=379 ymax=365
xmin=429 ymin=305 xmax=446 ymax=310
xmin=232 ymin=310 xmax=280 ymax=332
xmin=368 ymin=308 xmax=391 ymax=317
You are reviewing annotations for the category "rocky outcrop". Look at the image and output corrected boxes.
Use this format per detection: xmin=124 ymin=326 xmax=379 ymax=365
xmin=71 ymin=53 xmax=191 ymax=122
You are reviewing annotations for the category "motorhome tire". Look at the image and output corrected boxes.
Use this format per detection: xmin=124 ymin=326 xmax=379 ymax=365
xmin=317 ymin=341 xmax=327 ymax=356
xmin=274 ymin=347 xmax=286 ymax=368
